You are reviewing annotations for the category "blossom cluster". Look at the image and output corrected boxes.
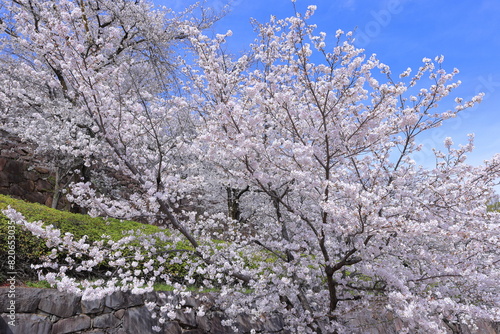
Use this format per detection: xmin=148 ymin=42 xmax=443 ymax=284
xmin=1 ymin=1 xmax=499 ymax=333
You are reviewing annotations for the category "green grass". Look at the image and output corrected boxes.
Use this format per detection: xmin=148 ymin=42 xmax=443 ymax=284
xmin=23 ymin=280 xmax=223 ymax=293
xmin=153 ymin=282 xmax=221 ymax=293
xmin=0 ymin=194 xmax=276 ymax=291
xmin=0 ymin=194 xmax=165 ymax=283
xmin=24 ymin=280 xmax=53 ymax=289
xmin=0 ymin=194 xmax=161 ymax=242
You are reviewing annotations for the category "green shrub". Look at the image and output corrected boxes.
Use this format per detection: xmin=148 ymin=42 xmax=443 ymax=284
xmin=0 ymin=194 xmax=163 ymax=283
xmin=0 ymin=195 xmax=254 ymax=289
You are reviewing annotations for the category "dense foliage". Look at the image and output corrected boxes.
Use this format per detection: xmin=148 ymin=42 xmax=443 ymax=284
xmin=1 ymin=1 xmax=499 ymax=333
xmin=0 ymin=194 xmax=163 ymax=283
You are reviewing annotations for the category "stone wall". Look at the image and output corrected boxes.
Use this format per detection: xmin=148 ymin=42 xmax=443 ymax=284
xmin=0 ymin=129 xmax=142 ymax=213
xmin=1 ymin=288 xmax=499 ymax=334
xmin=0 ymin=287 xmax=285 ymax=334
xmin=0 ymin=130 xmax=70 ymax=210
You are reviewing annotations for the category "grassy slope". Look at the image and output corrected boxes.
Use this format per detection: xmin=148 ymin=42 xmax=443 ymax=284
xmin=0 ymin=194 xmax=161 ymax=240
xmin=0 ymin=194 xmax=163 ymax=283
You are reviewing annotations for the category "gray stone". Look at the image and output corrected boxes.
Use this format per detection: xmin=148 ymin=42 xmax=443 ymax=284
xmin=34 ymin=166 xmax=51 ymax=174
xmin=183 ymin=330 xmax=205 ymax=334
xmin=114 ymin=329 xmax=128 ymax=334
xmin=105 ymin=292 xmax=126 ymax=310
xmin=38 ymin=290 xmax=81 ymax=318
xmin=103 ymin=306 xmax=114 ymax=313
xmin=24 ymin=191 xmax=47 ymax=205
xmin=15 ymin=288 xmax=44 ymax=312
xmin=35 ymin=178 xmax=52 ymax=192
xmin=51 ymin=314 xmax=91 ymax=334
xmin=122 ymin=306 xmax=155 ymax=333
xmin=0 ymin=172 xmax=8 ymax=187
xmin=81 ymin=297 xmax=104 ymax=314
xmin=0 ymin=150 xmax=19 ymax=159
xmin=0 ymin=157 xmax=7 ymax=171
xmin=144 ymin=291 xmax=159 ymax=303
xmin=20 ymin=180 xmax=35 ymax=192
xmin=0 ymin=315 xmax=14 ymax=334
xmin=183 ymin=295 xmax=201 ymax=308
xmin=114 ymin=309 xmax=126 ymax=319
xmin=174 ymin=309 xmax=197 ymax=328
xmin=260 ymin=314 xmax=284 ymax=332
xmin=234 ymin=313 xmax=259 ymax=333
xmin=1 ymin=313 xmax=52 ymax=334
xmin=0 ymin=288 xmax=14 ymax=312
xmin=196 ymin=314 xmax=211 ymax=332
xmin=207 ymin=313 xmax=234 ymax=334
xmin=9 ymin=184 xmax=27 ymax=197
xmin=105 ymin=291 xmax=143 ymax=310
xmin=93 ymin=313 xmax=121 ymax=329
xmin=126 ymin=292 xmax=144 ymax=308
xmin=2 ymin=288 xmax=498 ymax=334
xmin=162 ymin=321 xmax=182 ymax=334
xmin=3 ymin=160 xmax=25 ymax=181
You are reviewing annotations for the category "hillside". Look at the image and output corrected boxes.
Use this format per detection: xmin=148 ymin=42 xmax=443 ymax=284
xmin=0 ymin=194 xmax=162 ymax=284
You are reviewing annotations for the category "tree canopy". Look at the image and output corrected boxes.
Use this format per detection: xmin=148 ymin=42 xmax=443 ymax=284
xmin=1 ymin=1 xmax=499 ymax=333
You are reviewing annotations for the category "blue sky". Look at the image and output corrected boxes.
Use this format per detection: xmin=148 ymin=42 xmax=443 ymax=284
xmin=159 ymin=0 xmax=500 ymax=168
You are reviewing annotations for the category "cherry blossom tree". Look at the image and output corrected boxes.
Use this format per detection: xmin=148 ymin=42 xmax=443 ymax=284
xmin=179 ymin=7 xmax=500 ymax=332
xmin=0 ymin=0 xmax=217 ymax=209
xmin=2 ymin=2 xmax=500 ymax=333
